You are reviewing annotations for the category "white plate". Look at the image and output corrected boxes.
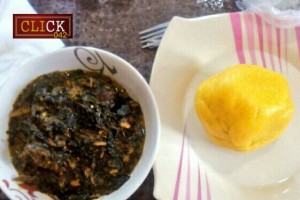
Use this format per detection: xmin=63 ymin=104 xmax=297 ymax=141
xmin=150 ymin=12 xmax=300 ymax=200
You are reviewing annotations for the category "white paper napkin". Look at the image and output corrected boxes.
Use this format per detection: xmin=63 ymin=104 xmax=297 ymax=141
xmin=0 ymin=0 xmax=64 ymax=87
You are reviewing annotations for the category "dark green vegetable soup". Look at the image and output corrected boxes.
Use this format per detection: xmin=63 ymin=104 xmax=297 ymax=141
xmin=7 ymin=69 xmax=145 ymax=200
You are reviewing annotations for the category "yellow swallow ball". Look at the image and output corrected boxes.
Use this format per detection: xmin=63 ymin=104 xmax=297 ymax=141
xmin=194 ymin=64 xmax=294 ymax=151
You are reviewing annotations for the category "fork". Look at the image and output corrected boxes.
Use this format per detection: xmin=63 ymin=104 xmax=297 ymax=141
xmin=139 ymin=21 xmax=170 ymax=48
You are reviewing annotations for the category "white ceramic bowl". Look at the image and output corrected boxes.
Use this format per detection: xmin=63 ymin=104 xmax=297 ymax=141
xmin=0 ymin=46 xmax=160 ymax=200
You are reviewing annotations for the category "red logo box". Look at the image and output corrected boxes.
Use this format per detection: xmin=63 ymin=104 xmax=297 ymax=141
xmin=13 ymin=14 xmax=73 ymax=39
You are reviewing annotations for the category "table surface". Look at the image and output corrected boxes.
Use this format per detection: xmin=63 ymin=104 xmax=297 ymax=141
xmin=0 ymin=0 xmax=239 ymax=199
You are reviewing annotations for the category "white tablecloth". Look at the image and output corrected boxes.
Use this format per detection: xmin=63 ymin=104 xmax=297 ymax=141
xmin=0 ymin=0 xmax=64 ymax=87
